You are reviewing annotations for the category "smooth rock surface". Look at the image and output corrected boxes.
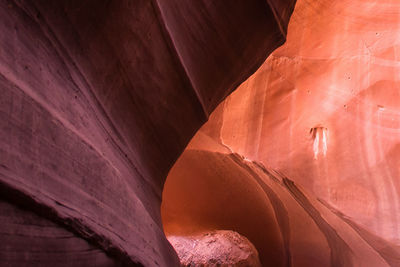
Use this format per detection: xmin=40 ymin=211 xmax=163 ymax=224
xmin=162 ymin=0 xmax=400 ymax=266
xmin=163 ymin=149 xmax=400 ymax=267
xmin=0 ymin=0 xmax=295 ymax=266
xmin=168 ymin=230 xmax=261 ymax=267
xmin=197 ymin=0 xmax=400 ymax=245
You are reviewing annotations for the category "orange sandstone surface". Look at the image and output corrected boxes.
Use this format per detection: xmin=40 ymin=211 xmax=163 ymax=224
xmin=162 ymin=0 xmax=400 ymax=266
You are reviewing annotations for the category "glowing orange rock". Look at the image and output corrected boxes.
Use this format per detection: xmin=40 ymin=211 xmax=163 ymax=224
xmin=163 ymin=0 xmax=400 ymax=265
xmin=197 ymin=0 xmax=400 ymax=245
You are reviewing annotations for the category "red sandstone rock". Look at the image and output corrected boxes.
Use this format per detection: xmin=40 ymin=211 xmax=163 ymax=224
xmin=162 ymin=149 xmax=400 ymax=266
xmin=0 ymin=0 xmax=295 ymax=266
xmin=168 ymin=230 xmax=261 ymax=267
xmin=162 ymin=0 xmax=400 ymax=266
xmin=195 ymin=0 xmax=400 ymax=246
xmin=0 ymin=200 xmax=116 ymax=267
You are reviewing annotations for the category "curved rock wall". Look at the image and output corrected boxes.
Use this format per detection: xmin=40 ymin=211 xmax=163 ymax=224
xmin=163 ymin=148 xmax=400 ymax=266
xmin=201 ymin=0 xmax=400 ymax=244
xmin=0 ymin=200 xmax=117 ymax=267
xmin=0 ymin=0 xmax=295 ymax=266
xmin=162 ymin=0 xmax=400 ymax=266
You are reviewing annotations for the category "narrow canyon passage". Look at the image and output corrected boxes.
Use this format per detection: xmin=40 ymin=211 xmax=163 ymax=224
xmin=162 ymin=0 xmax=400 ymax=265
xmin=2 ymin=0 xmax=400 ymax=266
xmin=162 ymin=144 xmax=400 ymax=266
xmin=0 ymin=0 xmax=295 ymax=266
xmin=162 ymin=116 xmax=400 ymax=266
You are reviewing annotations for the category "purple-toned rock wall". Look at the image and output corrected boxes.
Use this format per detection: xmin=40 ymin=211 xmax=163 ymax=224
xmin=0 ymin=0 xmax=295 ymax=265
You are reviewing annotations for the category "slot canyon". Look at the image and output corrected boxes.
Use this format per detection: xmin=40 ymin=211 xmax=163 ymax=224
xmin=1 ymin=0 xmax=400 ymax=266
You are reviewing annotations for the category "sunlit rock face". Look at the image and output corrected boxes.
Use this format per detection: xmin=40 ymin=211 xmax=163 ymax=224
xmin=209 ymin=0 xmax=400 ymax=244
xmin=163 ymin=0 xmax=400 ymax=266
xmin=162 ymin=141 xmax=400 ymax=266
xmin=0 ymin=0 xmax=296 ymax=266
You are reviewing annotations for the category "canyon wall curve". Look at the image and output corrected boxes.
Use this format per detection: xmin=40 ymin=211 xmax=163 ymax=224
xmin=0 ymin=0 xmax=296 ymax=266
xmin=162 ymin=0 xmax=400 ymax=266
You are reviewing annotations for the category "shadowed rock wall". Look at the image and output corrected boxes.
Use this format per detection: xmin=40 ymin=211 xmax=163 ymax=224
xmin=0 ymin=0 xmax=295 ymax=266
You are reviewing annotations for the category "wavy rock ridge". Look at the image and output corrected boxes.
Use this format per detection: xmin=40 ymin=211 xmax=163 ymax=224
xmin=162 ymin=0 xmax=400 ymax=266
xmin=162 ymin=147 xmax=400 ymax=267
xmin=0 ymin=0 xmax=295 ymax=266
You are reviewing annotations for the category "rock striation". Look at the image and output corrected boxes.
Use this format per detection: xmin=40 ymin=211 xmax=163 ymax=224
xmin=192 ymin=0 xmax=400 ymax=247
xmin=162 ymin=0 xmax=400 ymax=266
xmin=0 ymin=0 xmax=295 ymax=266
xmin=162 ymin=146 xmax=400 ymax=267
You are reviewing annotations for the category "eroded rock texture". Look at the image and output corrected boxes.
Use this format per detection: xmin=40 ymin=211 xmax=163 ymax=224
xmin=210 ymin=0 xmax=400 ymax=244
xmin=162 ymin=0 xmax=400 ymax=266
xmin=0 ymin=200 xmax=117 ymax=267
xmin=162 ymin=143 xmax=400 ymax=267
xmin=168 ymin=230 xmax=261 ymax=267
xmin=0 ymin=0 xmax=295 ymax=266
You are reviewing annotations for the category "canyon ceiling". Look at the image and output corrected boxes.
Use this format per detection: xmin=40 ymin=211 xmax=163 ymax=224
xmin=1 ymin=0 xmax=400 ymax=267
